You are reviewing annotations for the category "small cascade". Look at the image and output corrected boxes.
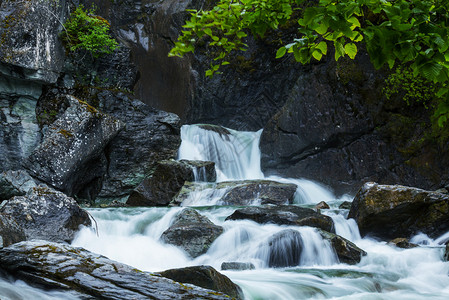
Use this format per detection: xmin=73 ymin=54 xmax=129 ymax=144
xmin=326 ymin=212 xmax=361 ymax=242
xmin=178 ymin=124 xmax=264 ymax=181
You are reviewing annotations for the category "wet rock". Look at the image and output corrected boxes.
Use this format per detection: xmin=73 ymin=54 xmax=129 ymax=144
xmin=226 ymin=205 xmax=335 ymax=233
xmin=161 ymin=208 xmax=223 ymax=258
xmin=0 ymin=214 xmax=26 ymax=248
xmin=0 ymin=0 xmax=66 ymax=84
xmin=348 ymin=182 xmax=449 ymax=239
xmin=388 ymin=238 xmax=418 ymax=249
xmin=444 ymin=242 xmax=449 ymax=261
xmin=173 ymin=180 xmax=297 ymax=206
xmin=158 ymin=265 xmax=243 ymax=300
xmin=315 ymin=201 xmax=330 ymax=210
xmin=0 ymin=170 xmax=37 ymax=200
xmin=0 ymin=240 xmax=230 ymax=299
xmin=339 ymin=201 xmax=352 ymax=210
xmin=263 ymin=229 xmax=303 ymax=268
xmin=23 ymin=95 xmax=124 ymax=199
xmin=126 ymin=159 xmax=216 ymax=207
xmin=318 ymin=230 xmax=367 ymax=265
xmin=95 ymin=91 xmax=181 ymax=203
xmin=221 ymin=262 xmax=255 ymax=271
xmin=1 ymin=185 xmax=91 ymax=243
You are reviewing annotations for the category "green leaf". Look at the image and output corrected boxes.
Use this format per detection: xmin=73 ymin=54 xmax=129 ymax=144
xmin=316 ymin=41 xmax=328 ymax=55
xmin=276 ymin=46 xmax=287 ymax=58
xmin=334 ymin=40 xmax=344 ymax=61
xmin=344 ymin=43 xmax=357 ymax=59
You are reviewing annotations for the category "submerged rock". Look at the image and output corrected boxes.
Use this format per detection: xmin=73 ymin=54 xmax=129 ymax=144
xmin=221 ymin=262 xmax=255 ymax=271
xmin=315 ymin=201 xmax=330 ymax=210
xmin=226 ymin=205 xmax=335 ymax=233
xmin=348 ymin=182 xmax=449 ymax=239
xmin=0 ymin=241 xmax=230 ymax=299
xmin=173 ymin=180 xmax=297 ymax=206
xmin=126 ymin=160 xmax=216 ymax=207
xmin=318 ymin=230 xmax=367 ymax=265
xmin=161 ymin=208 xmax=223 ymax=258
xmin=0 ymin=170 xmax=37 ymax=200
xmin=1 ymin=186 xmax=91 ymax=243
xmin=23 ymin=95 xmax=124 ymax=198
xmin=263 ymin=229 xmax=304 ymax=268
xmin=158 ymin=265 xmax=243 ymax=300
xmin=339 ymin=201 xmax=352 ymax=210
xmin=388 ymin=238 xmax=418 ymax=249
xmin=0 ymin=214 xmax=26 ymax=248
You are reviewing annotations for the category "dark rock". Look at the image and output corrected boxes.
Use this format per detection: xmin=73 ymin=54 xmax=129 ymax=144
xmin=0 ymin=240 xmax=230 ymax=299
xmin=1 ymin=185 xmax=91 ymax=243
xmin=348 ymin=182 xmax=449 ymax=239
xmin=262 ymin=229 xmax=304 ymax=268
xmin=226 ymin=205 xmax=335 ymax=233
xmin=444 ymin=242 xmax=449 ymax=261
xmin=0 ymin=0 xmax=66 ymax=84
xmin=339 ymin=201 xmax=352 ymax=210
xmin=173 ymin=180 xmax=297 ymax=206
xmin=23 ymin=95 xmax=124 ymax=198
xmin=318 ymin=230 xmax=367 ymax=265
xmin=221 ymin=262 xmax=255 ymax=271
xmin=158 ymin=265 xmax=243 ymax=300
xmin=126 ymin=159 xmax=216 ymax=207
xmin=95 ymin=91 xmax=181 ymax=203
xmin=0 ymin=170 xmax=37 ymax=200
xmin=161 ymin=208 xmax=223 ymax=258
xmin=315 ymin=201 xmax=330 ymax=210
xmin=388 ymin=238 xmax=418 ymax=249
xmin=0 ymin=214 xmax=26 ymax=248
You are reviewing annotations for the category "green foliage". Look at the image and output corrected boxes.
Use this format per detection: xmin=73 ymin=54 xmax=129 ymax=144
xmin=61 ymin=5 xmax=118 ymax=58
xmin=169 ymin=0 xmax=449 ymax=127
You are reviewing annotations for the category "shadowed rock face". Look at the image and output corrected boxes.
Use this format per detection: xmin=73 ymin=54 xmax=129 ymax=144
xmin=317 ymin=230 xmax=367 ymax=265
xmin=0 ymin=214 xmax=26 ymax=248
xmin=0 ymin=241 xmax=231 ymax=299
xmin=226 ymin=205 xmax=335 ymax=233
xmin=161 ymin=208 xmax=223 ymax=258
xmin=0 ymin=170 xmax=37 ymax=200
xmin=158 ymin=265 xmax=243 ymax=300
xmin=348 ymin=182 xmax=449 ymax=240
xmin=1 ymin=186 xmax=91 ymax=243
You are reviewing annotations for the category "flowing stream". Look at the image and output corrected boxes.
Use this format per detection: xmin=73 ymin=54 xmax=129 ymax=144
xmin=2 ymin=124 xmax=449 ymax=299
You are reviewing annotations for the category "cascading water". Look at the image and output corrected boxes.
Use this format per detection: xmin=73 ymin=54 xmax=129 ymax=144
xmin=68 ymin=124 xmax=449 ymax=300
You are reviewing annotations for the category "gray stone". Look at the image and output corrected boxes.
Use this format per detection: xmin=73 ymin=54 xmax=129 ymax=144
xmin=0 ymin=169 xmax=37 ymax=200
xmin=221 ymin=262 xmax=255 ymax=271
xmin=1 ymin=185 xmax=91 ymax=242
xmin=348 ymin=182 xmax=449 ymax=239
xmin=261 ymin=229 xmax=304 ymax=268
xmin=23 ymin=95 xmax=124 ymax=198
xmin=127 ymin=159 xmax=216 ymax=207
xmin=318 ymin=230 xmax=367 ymax=265
xmin=0 ymin=214 xmax=26 ymax=247
xmin=226 ymin=205 xmax=335 ymax=233
xmin=158 ymin=265 xmax=243 ymax=300
xmin=161 ymin=208 xmax=223 ymax=258
xmin=0 ymin=240 xmax=230 ymax=299
xmin=388 ymin=238 xmax=418 ymax=249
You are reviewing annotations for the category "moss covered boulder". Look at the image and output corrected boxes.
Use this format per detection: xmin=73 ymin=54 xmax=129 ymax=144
xmin=348 ymin=182 xmax=449 ymax=240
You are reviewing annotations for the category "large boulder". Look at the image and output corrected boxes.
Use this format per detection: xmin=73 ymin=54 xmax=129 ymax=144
xmin=95 ymin=91 xmax=181 ymax=203
xmin=317 ymin=230 xmax=367 ymax=265
xmin=158 ymin=265 xmax=243 ymax=300
xmin=23 ymin=95 xmax=124 ymax=198
xmin=0 ymin=214 xmax=26 ymax=248
xmin=0 ymin=241 xmax=230 ymax=299
xmin=126 ymin=159 xmax=216 ymax=207
xmin=226 ymin=205 xmax=335 ymax=233
xmin=173 ymin=180 xmax=297 ymax=206
xmin=0 ymin=170 xmax=37 ymax=200
xmin=1 ymin=185 xmax=91 ymax=243
xmin=161 ymin=208 xmax=223 ymax=258
xmin=348 ymin=182 xmax=449 ymax=239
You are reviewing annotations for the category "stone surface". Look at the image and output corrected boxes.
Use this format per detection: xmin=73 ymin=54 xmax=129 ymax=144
xmin=444 ymin=242 xmax=449 ymax=261
xmin=161 ymin=208 xmax=223 ymax=258
xmin=315 ymin=201 xmax=330 ymax=210
xmin=23 ymin=95 xmax=123 ymax=198
xmin=318 ymin=230 xmax=367 ymax=265
xmin=1 ymin=185 xmax=91 ymax=243
xmin=0 ymin=214 xmax=26 ymax=248
xmin=127 ymin=159 xmax=215 ymax=207
xmin=262 ymin=229 xmax=304 ymax=268
xmin=173 ymin=180 xmax=297 ymax=206
xmin=348 ymin=182 xmax=449 ymax=239
xmin=388 ymin=238 xmax=418 ymax=249
xmin=221 ymin=262 xmax=255 ymax=271
xmin=95 ymin=91 xmax=181 ymax=203
xmin=0 ymin=170 xmax=37 ymax=200
xmin=339 ymin=201 xmax=352 ymax=210
xmin=0 ymin=240 xmax=230 ymax=299
xmin=158 ymin=265 xmax=243 ymax=300
xmin=226 ymin=205 xmax=335 ymax=233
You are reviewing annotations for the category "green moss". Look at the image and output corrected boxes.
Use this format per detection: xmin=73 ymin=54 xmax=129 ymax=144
xmin=58 ymin=129 xmax=73 ymax=139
